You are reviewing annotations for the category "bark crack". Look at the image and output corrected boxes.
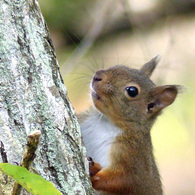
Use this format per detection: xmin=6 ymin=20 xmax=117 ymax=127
xmin=48 ymin=166 xmax=63 ymax=190
xmin=0 ymin=141 xmax=8 ymax=163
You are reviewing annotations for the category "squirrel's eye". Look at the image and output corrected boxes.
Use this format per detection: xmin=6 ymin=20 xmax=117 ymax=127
xmin=126 ymin=86 xmax=139 ymax=98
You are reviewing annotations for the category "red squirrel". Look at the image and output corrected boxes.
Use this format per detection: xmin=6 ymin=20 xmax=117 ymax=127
xmin=78 ymin=56 xmax=181 ymax=195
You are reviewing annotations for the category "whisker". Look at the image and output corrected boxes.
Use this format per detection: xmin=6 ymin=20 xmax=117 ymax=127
xmin=65 ymin=76 xmax=91 ymax=85
xmin=101 ymin=54 xmax=105 ymax=69
xmin=93 ymin=40 xmax=105 ymax=70
xmin=87 ymin=52 xmax=101 ymax=70
xmin=95 ymin=112 xmax=103 ymax=128
xmin=80 ymin=59 xmax=97 ymax=74
xmin=121 ymin=49 xmax=133 ymax=66
xmin=69 ymin=72 xmax=92 ymax=78
xmin=65 ymin=32 xmax=80 ymax=47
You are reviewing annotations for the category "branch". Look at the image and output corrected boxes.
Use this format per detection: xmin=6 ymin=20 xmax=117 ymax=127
xmin=11 ymin=130 xmax=41 ymax=195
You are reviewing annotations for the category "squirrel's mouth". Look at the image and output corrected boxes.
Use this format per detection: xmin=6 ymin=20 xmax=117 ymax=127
xmin=91 ymin=90 xmax=101 ymax=100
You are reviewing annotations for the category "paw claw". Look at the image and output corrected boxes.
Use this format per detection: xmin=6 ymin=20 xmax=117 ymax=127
xmin=87 ymin=157 xmax=94 ymax=168
xmin=87 ymin=157 xmax=92 ymax=161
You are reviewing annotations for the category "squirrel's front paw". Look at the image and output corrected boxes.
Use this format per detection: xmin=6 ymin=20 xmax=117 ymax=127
xmin=87 ymin=157 xmax=94 ymax=169
xmin=87 ymin=157 xmax=102 ymax=177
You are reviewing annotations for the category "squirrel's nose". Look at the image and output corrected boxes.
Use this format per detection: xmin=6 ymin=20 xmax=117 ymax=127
xmin=93 ymin=70 xmax=104 ymax=82
xmin=93 ymin=75 xmax=102 ymax=82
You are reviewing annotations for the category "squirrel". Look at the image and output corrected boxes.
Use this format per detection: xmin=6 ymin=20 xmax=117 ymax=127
xmin=78 ymin=56 xmax=181 ymax=195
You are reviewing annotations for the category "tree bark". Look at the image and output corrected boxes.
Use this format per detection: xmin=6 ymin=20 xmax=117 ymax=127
xmin=0 ymin=0 xmax=93 ymax=194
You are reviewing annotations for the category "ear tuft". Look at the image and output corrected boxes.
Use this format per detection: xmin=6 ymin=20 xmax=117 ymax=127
xmin=147 ymin=85 xmax=180 ymax=114
xmin=140 ymin=55 xmax=160 ymax=77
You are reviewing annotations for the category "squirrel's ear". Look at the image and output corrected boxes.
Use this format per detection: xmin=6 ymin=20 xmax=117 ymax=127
xmin=147 ymin=85 xmax=180 ymax=114
xmin=140 ymin=55 xmax=160 ymax=77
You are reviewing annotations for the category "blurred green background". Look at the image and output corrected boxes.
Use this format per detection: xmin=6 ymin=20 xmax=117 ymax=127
xmin=39 ymin=0 xmax=195 ymax=194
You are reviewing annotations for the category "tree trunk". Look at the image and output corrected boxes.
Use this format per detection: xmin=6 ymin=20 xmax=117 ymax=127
xmin=0 ymin=0 xmax=93 ymax=194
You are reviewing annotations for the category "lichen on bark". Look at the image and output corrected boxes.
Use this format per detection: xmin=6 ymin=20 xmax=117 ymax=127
xmin=0 ymin=0 xmax=93 ymax=194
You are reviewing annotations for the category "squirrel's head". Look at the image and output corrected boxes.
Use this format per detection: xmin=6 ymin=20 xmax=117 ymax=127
xmin=91 ymin=56 xmax=181 ymax=131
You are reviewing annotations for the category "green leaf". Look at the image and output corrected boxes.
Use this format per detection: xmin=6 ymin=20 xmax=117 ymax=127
xmin=0 ymin=163 xmax=62 ymax=195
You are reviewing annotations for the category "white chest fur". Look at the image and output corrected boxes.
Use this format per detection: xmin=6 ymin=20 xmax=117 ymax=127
xmin=80 ymin=112 xmax=122 ymax=168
